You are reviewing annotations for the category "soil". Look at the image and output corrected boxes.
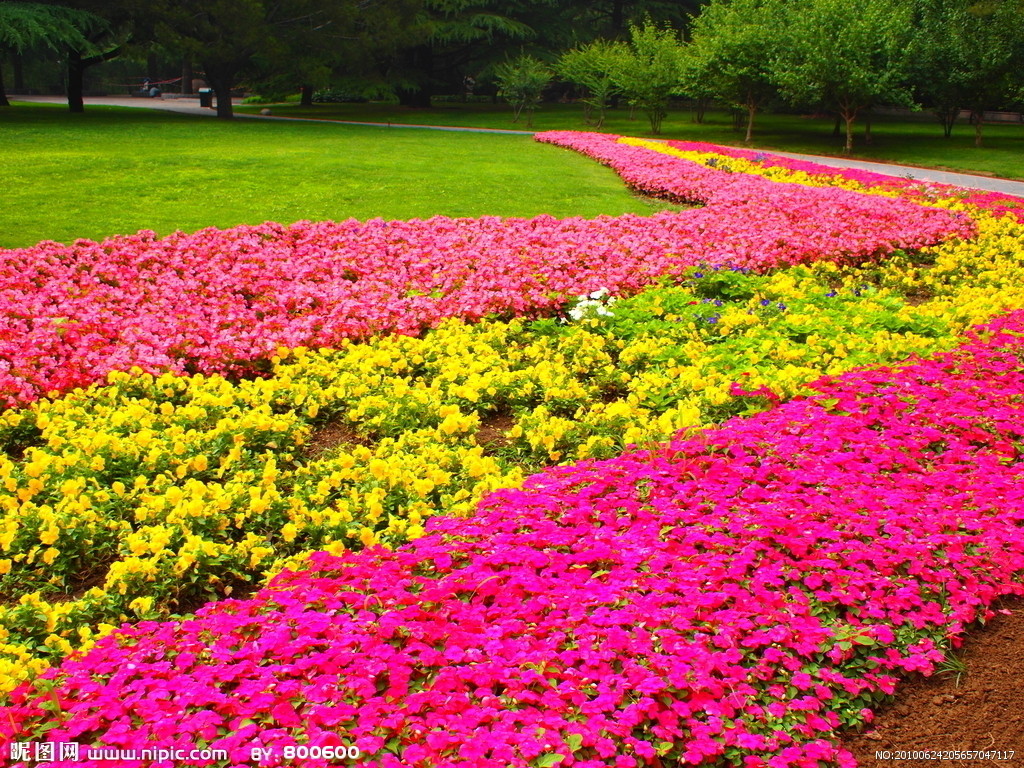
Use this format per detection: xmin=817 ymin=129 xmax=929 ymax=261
xmin=841 ymin=597 xmax=1024 ymax=767
xmin=303 ymin=417 xmax=375 ymax=459
xmin=476 ymin=411 xmax=517 ymax=453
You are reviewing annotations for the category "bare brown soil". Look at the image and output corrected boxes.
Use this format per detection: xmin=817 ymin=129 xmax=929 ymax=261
xmin=842 ymin=597 xmax=1024 ymax=768
xmin=303 ymin=417 xmax=375 ymax=459
xmin=476 ymin=411 xmax=517 ymax=453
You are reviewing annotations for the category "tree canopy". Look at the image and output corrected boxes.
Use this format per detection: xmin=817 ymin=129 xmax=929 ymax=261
xmin=686 ymin=0 xmax=783 ymax=142
xmin=772 ymin=0 xmax=914 ymax=152
xmin=611 ymin=20 xmax=683 ymax=134
xmin=0 ymin=2 xmax=107 ymax=106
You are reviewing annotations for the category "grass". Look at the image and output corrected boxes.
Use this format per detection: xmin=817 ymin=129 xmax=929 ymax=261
xmin=0 ymin=102 xmax=675 ymax=249
xmin=236 ymin=100 xmax=1024 ymax=181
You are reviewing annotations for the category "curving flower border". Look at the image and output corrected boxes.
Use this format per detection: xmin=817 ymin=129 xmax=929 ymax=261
xmin=0 ymin=134 xmax=1020 ymax=766
xmin=0 ymin=135 xmax=971 ymax=407
xmin=4 ymin=310 xmax=1024 ymax=767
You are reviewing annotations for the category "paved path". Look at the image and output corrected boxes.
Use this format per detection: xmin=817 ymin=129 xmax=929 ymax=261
xmin=11 ymin=95 xmax=534 ymax=134
xmin=13 ymin=94 xmax=236 ymax=117
xmin=12 ymin=95 xmax=1024 ymax=197
xmin=767 ymin=150 xmax=1024 ymax=198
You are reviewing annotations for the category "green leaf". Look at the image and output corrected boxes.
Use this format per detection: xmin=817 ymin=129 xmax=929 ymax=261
xmin=566 ymin=734 xmax=583 ymax=752
xmin=536 ymin=754 xmax=565 ymax=768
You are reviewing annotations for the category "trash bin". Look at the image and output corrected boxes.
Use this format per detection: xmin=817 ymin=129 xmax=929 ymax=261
xmin=198 ymin=88 xmax=213 ymax=108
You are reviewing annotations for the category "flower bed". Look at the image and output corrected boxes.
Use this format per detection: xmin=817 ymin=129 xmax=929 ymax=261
xmin=8 ymin=230 xmax=1024 ymax=694
xmin=0 ymin=139 xmax=970 ymax=407
xmin=5 ymin=311 xmax=1024 ymax=767
xmin=0 ymin=135 xmax=1022 ymax=763
xmin=658 ymin=139 xmax=1024 ymax=220
xmin=0 ymin=138 xmax=1021 ymax=695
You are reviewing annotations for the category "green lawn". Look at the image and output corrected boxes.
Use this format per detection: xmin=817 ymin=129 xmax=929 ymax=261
xmin=0 ymin=102 xmax=674 ymax=249
xmin=238 ymin=100 xmax=1024 ymax=181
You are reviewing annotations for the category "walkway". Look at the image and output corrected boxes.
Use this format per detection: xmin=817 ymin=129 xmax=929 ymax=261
xmin=10 ymin=95 xmax=534 ymax=134
xmin=12 ymin=95 xmax=1024 ymax=197
xmin=768 ymin=150 xmax=1024 ymax=198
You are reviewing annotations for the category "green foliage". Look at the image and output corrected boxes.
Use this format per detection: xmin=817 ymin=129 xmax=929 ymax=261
xmin=388 ymin=0 xmax=546 ymax=106
xmin=537 ymin=265 xmax=957 ymax=422
xmin=311 ymin=89 xmax=369 ymax=104
xmin=494 ymin=54 xmax=552 ymax=127
xmin=907 ymin=0 xmax=1024 ymax=143
xmin=686 ymin=0 xmax=783 ymax=142
xmin=771 ymin=0 xmax=915 ymax=152
xmin=557 ymin=39 xmax=625 ymax=128
xmin=0 ymin=2 xmax=106 ymax=52
xmin=611 ymin=20 xmax=684 ymax=134
xmin=956 ymin=0 xmax=1023 ymax=146
xmin=907 ymin=0 xmax=975 ymax=138
xmin=676 ymin=39 xmax=717 ymax=119
xmin=0 ymin=1 xmax=110 ymax=107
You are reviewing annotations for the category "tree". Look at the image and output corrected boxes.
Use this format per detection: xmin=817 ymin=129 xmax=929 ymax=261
xmin=245 ymin=0 xmax=412 ymax=106
xmin=772 ymin=0 xmax=914 ymax=153
xmin=153 ymin=0 xmax=263 ymax=118
xmin=956 ymin=0 xmax=1024 ymax=146
xmin=494 ymin=53 xmax=551 ymax=126
xmin=906 ymin=0 xmax=974 ymax=138
xmin=51 ymin=0 xmax=157 ymax=113
xmin=611 ymin=20 xmax=683 ymax=134
xmin=686 ymin=0 xmax=782 ymax=142
xmin=568 ymin=0 xmax=701 ymax=39
xmin=676 ymin=37 xmax=715 ymax=123
xmin=0 ymin=2 xmax=106 ymax=107
xmin=153 ymin=0 xmax=372 ymax=119
xmin=388 ymin=1 xmax=544 ymax=108
xmin=557 ymin=39 xmax=624 ymax=127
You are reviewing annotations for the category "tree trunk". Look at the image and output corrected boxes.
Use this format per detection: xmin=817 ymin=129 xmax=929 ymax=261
xmin=396 ymin=45 xmax=434 ymax=107
xmin=832 ymin=116 xmax=841 ymax=137
xmin=0 ymin=56 xmax=9 ymax=107
xmin=744 ymin=95 xmax=757 ymax=143
xmin=300 ymin=85 xmax=314 ymax=106
xmin=181 ymin=59 xmax=193 ymax=95
xmin=937 ymin=106 xmax=957 ymax=138
xmin=204 ymin=64 xmax=235 ymax=119
xmin=694 ymin=97 xmax=707 ymax=124
xmin=844 ymin=113 xmax=855 ymax=154
xmin=67 ymin=49 xmax=85 ymax=113
xmin=863 ymin=111 xmax=872 ymax=144
xmin=973 ymin=109 xmax=984 ymax=147
xmin=649 ymin=106 xmax=666 ymax=135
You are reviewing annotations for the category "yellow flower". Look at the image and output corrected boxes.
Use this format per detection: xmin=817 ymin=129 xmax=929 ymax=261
xmin=281 ymin=523 xmax=298 ymax=543
xmin=39 ymin=526 xmax=60 ymax=546
xmin=129 ymin=596 xmax=154 ymax=615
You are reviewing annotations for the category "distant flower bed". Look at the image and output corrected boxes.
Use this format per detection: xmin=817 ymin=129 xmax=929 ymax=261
xmin=5 ymin=310 xmax=1024 ymax=767
xmin=659 ymin=139 xmax=1024 ymax=220
xmin=0 ymin=136 xmax=970 ymax=407
xmin=1 ymin=134 xmax=1021 ymax=763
